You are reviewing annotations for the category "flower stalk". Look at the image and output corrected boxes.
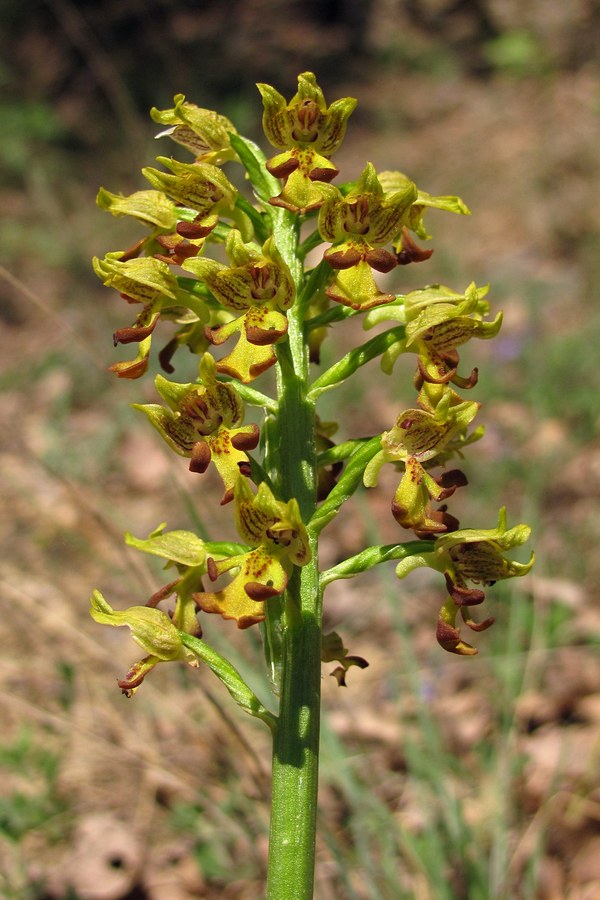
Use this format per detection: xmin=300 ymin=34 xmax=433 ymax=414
xmin=90 ymin=73 xmax=533 ymax=898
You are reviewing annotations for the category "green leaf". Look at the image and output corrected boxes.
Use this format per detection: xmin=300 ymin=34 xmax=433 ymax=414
xmin=320 ymin=540 xmax=435 ymax=588
xmin=309 ymin=436 xmax=382 ymax=535
xmin=308 ymin=325 xmax=406 ymax=398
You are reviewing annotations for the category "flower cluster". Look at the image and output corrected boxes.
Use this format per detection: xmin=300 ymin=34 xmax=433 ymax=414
xmin=363 ymin=283 xmax=531 ymax=652
xmin=90 ymin=72 xmax=533 ymax=699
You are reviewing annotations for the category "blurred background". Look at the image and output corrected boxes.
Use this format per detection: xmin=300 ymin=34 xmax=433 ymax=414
xmin=1 ymin=1 xmax=599 ymax=897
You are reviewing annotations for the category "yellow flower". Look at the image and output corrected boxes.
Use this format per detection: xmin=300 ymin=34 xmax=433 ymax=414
xmin=133 ymin=353 xmax=259 ymax=502
xmin=396 ymin=508 xmax=534 ymax=654
xmin=183 ymin=230 xmax=294 ymax=382
xmin=257 ymin=72 xmax=357 ymax=212
xmin=194 ymin=477 xmax=310 ymax=628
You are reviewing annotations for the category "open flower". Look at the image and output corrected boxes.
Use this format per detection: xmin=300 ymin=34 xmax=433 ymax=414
xmin=364 ymin=283 xmax=502 ymax=385
xmin=183 ymin=229 xmax=294 ymax=382
xmin=92 ymin=253 xmax=198 ymax=378
xmin=364 ymin=389 xmax=480 ymax=536
xmin=317 ymin=163 xmax=417 ymax=310
xmin=133 ymin=353 xmax=259 ymax=502
xmin=194 ymin=476 xmax=311 ymax=628
xmin=396 ymin=508 xmax=534 ymax=654
xmin=257 ymin=71 xmax=357 ymax=212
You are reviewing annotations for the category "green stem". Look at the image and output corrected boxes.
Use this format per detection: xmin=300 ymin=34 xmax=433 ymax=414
xmin=266 ymin=215 xmax=322 ymax=900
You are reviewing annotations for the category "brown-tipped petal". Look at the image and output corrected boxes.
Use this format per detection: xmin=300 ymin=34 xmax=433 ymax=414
xmin=365 ymin=247 xmax=398 ymax=274
xmin=113 ymin=319 xmax=159 ymax=346
xmin=437 ymin=469 xmax=468 ymax=490
xmin=330 ymin=667 xmax=348 ymax=686
xmin=176 ymin=220 xmax=215 ymax=239
xmin=324 ymin=246 xmax=363 ymax=270
xmin=245 ymin=323 xmax=287 ymax=346
xmin=436 ymin=618 xmax=478 ymax=655
xmin=146 ymin=579 xmax=180 ymax=608
xmin=417 ymin=356 xmax=456 ymax=385
xmin=206 ymin=557 xmax=220 ymax=582
xmin=413 ymin=508 xmax=460 ymax=540
xmin=452 ymin=367 xmax=479 ymax=390
xmin=219 ymin=486 xmax=235 ymax=505
xmin=462 ymin=610 xmax=495 ymax=632
xmin=396 ymin=228 xmax=434 ymax=265
xmin=444 ymin=572 xmax=485 ymax=606
xmin=231 ymin=425 xmax=260 ymax=451
xmin=266 ymin=156 xmax=300 ymax=178
xmin=189 ymin=440 xmax=212 ymax=474
xmin=109 ymin=357 xmax=149 ymax=379
xmin=119 ymin=238 xmax=146 ymax=262
xmin=117 ymin=661 xmax=151 ymax=696
xmin=158 ymin=338 xmax=178 ymax=373
xmin=391 ymin=498 xmax=449 ymax=534
xmin=237 ymin=461 xmax=252 ymax=477
xmin=244 ymin=581 xmax=282 ymax=600
xmin=308 ymin=165 xmax=339 ymax=183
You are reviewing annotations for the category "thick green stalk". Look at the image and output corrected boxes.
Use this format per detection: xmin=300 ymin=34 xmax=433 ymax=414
xmin=266 ymin=218 xmax=322 ymax=899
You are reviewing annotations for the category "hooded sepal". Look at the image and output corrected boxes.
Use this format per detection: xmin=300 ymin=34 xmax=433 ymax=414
xmin=96 ymin=187 xmax=178 ymax=230
xmin=151 ymin=94 xmax=238 ymax=164
xmin=89 ymin=590 xmax=187 ymax=695
xmin=142 ymin=157 xmax=238 ymax=222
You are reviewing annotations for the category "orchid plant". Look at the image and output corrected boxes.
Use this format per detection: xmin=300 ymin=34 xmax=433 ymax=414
xmin=91 ymin=73 xmax=534 ymax=898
